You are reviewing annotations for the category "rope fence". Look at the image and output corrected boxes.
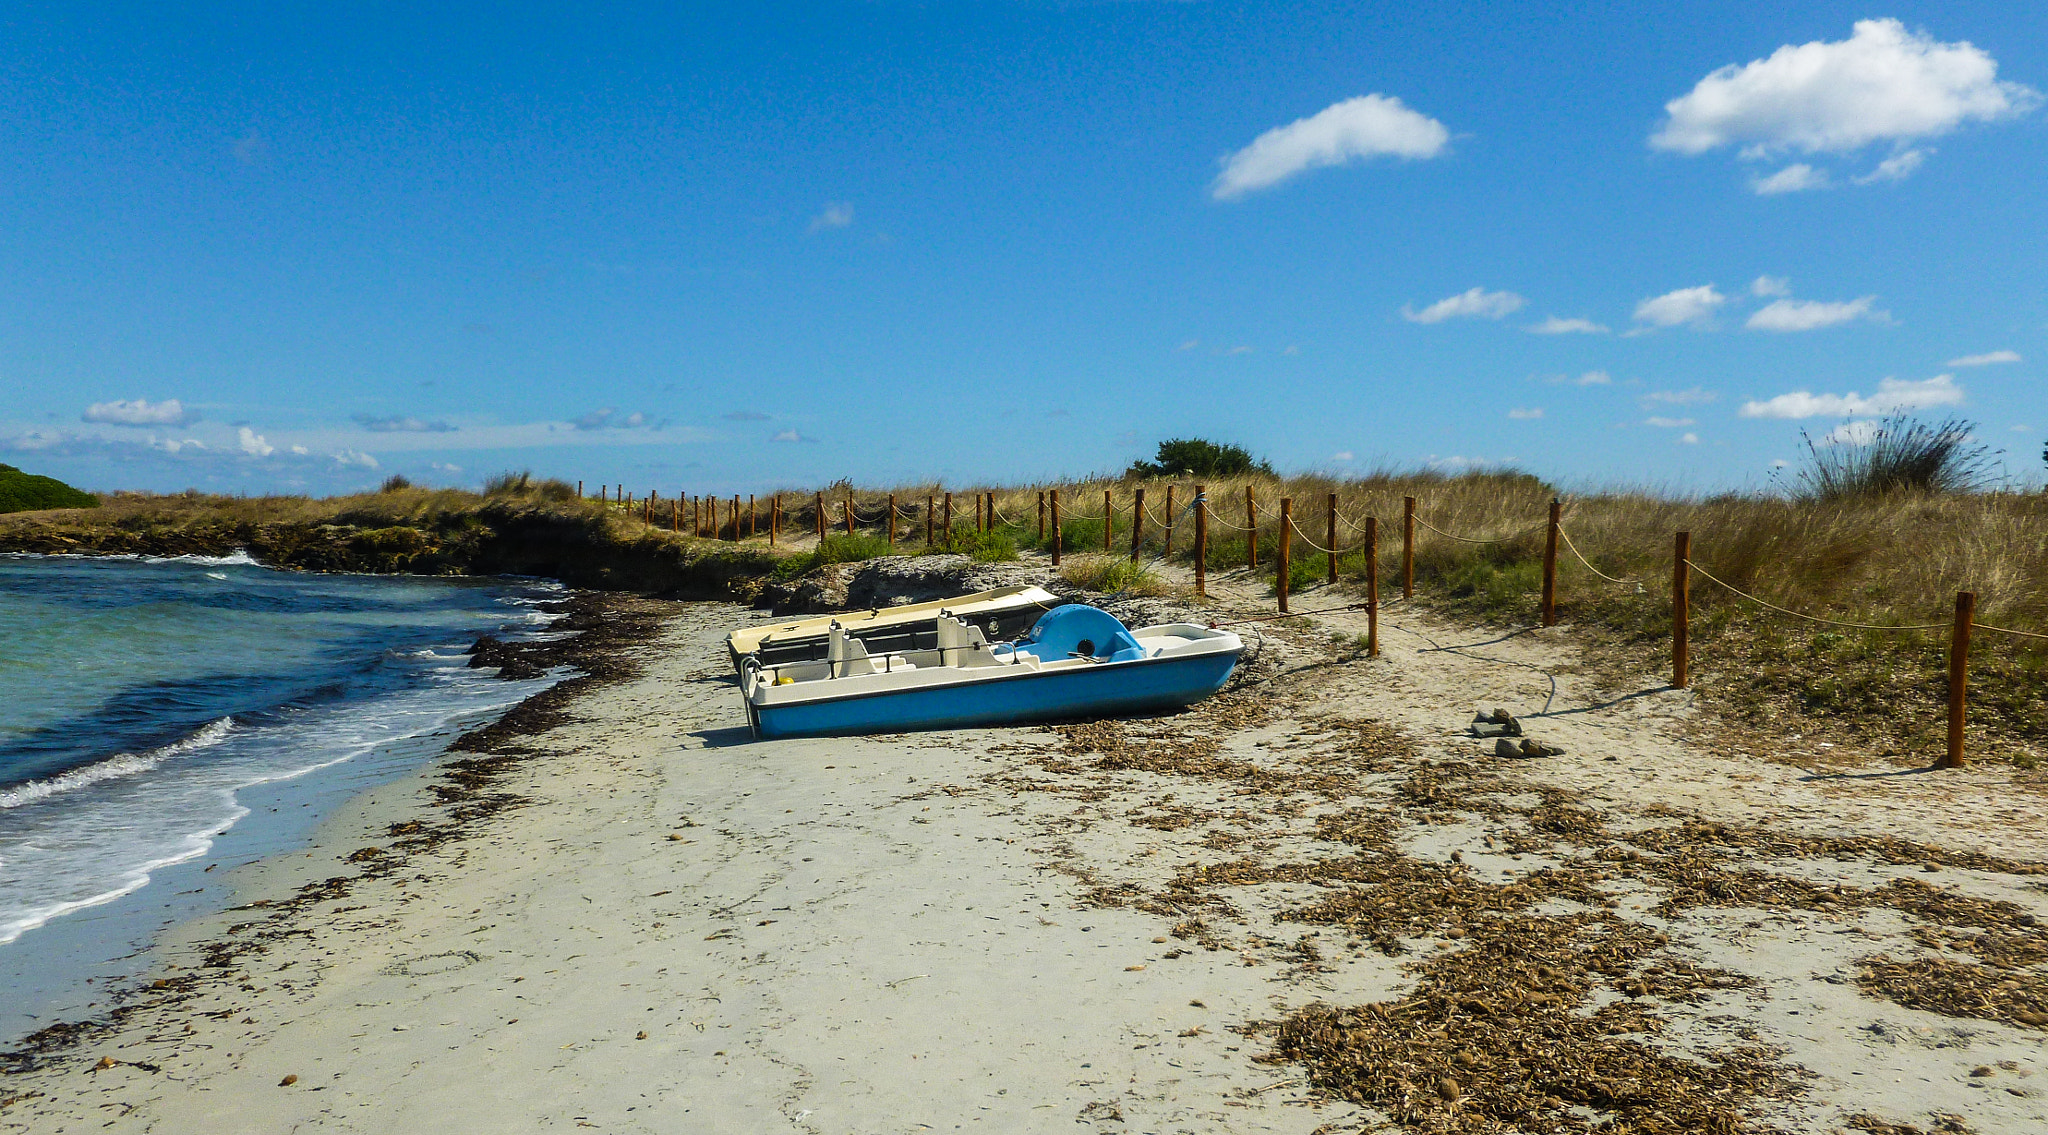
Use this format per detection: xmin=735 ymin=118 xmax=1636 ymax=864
xmin=584 ymin=477 xmax=2039 ymax=766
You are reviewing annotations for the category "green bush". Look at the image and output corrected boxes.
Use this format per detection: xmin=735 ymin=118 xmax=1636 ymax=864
xmin=1126 ymin=438 xmax=1273 ymax=479
xmin=0 ymin=465 xmax=98 ymax=513
xmin=1059 ymin=555 xmax=1167 ymax=596
xmin=773 ymin=532 xmax=894 ymax=578
xmin=962 ymin=529 xmax=1018 ymax=563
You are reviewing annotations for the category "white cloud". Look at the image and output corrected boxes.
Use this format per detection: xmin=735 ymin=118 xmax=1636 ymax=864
xmin=807 ymin=202 xmax=853 ymax=233
xmin=1644 ymin=387 xmax=1718 ymax=405
xmin=332 ymin=449 xmax=379 ymax=469
xmin=1645 ymin=416 xmax=1696 ymax=428
xmin=1331 ymin=451 xmax=1355 ymax=462
xmin=1751 ymin=275 xmax=1792 ymax=297
xmin=1527 ymin=316 xmax=1609 ymax=335
xmin=1746 ymin=295 xmax=1886 ymax=332
xmin=572 ymin=408 xmax=649 ymax=431
xmin=1948 ymin=349 xmax=2021 ymax=366
xmin=1819 ymin=419 xmax=1883 ymax=446
xmin=1751 ymin=163 xmax=1831 ymax=194
xmin=1507 ymin=407 xmax=1543 ymax=420
xmin=1739 ymin=374 xmax=1964 ymax=418
xmin=237 ymin=426 xmax=274 ymax=457
xmin=1212 ymin=94 xmax=1449 ymax=200
xmin=1633 ymin=285 xmax=1726 ymax=327
xmin=1680 ymin=432 xmax=1700 ymax=445
xmin=1176 ymin=339 xmax=1200 ymax=352
xmin=2009 ymin=424 xmax=2031 ymax=433
xmin=353 ymin=413 xmax=456 ymax=433
xmin=82 ymin=398 xmax=194 ymax=427
xmin=772 ymin=429 xmax=805 ymax=443
xmin=1402 ymin=287 xmax=1526 ymax=324
xmin=1652 ymin=19 xmax=2039 ymax=166
xmin=1854 ymin=147 xmax=1929 ymax=184
xmin=1771 ymin=458 xmax=1791 ymax=468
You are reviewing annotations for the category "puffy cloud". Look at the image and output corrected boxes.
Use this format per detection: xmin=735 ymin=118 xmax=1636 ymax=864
xmin=1331 ymin=451 xmax=1355 ymax=462
xmin=237 ymin=427 xmax=275 ymax=457
xmin=573 ymin=408 xmax=649 ymax=431
xmin=1507 ymin=407 xmax=1544 ymax=420
xmin=1645 ymin=416 xmax=1697 ymax=428
xmin=1750 ymin=163 xmax=1830 ymax=194
xmin=1402 ymin=287 xmax=1526 ymax=324
xmin=1569 ymin=370 xmax=1613 ymax=386
xmin=1527 ymin=316 xmax=1609 ymax=335
xmin=353 ymin=413 xmax=456 ymax=433
xmin=1212 ymin=94 xmax=1449 ymax=200
xmin=1644 ymin=387 xmax=1718 ymax=406
xmin=1746 ymin=295 xmax=1885 ymax=331
xmin=1739 ymin=374 xmax=1963 ymax=419
xmin=807 ymin=202 xmax=853 ymax=233
xmin=1652 ymin=19 xmax=2038 ymax=163
xmin=771 ymin=428 xmax=818 ymax=444
xmin=83 ymin=398 xmax=195 ymax=427
xmin=1751 ymin=276 xmax=1792 ymax=297
xmin=1679 ymin=433 xmax=1700 ymax=445
xmin=1632 ymin=285 xmax=1725 ymax=327
xmin=1947 ymin=350 xmax=2020 ymax=367
xmin=331 ymin=449 xmax=379 ymax=469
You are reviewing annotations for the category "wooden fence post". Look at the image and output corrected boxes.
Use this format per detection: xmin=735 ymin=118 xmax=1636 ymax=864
xmin=1130 ymin=488 xmax=1145 ymax=562
xmin=1050 ymin=489 xmax=1062 ymax=567
xmin=1542 ymin=499 xmax=1561 ymax=627
xmin=1277 ymin=497 xmax=1291 ymax=613
xmin=844 ymin=492 xmax=854 ymax=536
xmin=691 ymin=495 xmax=699 ymax=535
xmin=577 ymin=480 xmax=583 ymax=499
xmin=1104 ymin=489 xmax=1113 ymax=553
xmin=815 ymin=492 xmax=826 ymax=541
xmin=1326 ymin=492 xmax=1338 ymax=586
xmin=1037 ymin=491 xmax=1045 ymax=542
xmin=1194 ymin=484 xmax=1207 ymax=599
xmin=1402 ymin=496 xmax=1415 ymax=599
xmin=1672 ymin=531 xmax=1691 ymax=689
xmin=926 ymin=495 xmax=935 ymax=546
xmin=943 ymin=492 xmax=953 ymax=548
xmin=888 ymin=494 xmax=897 ymax=550
xmin=976 ymin=493 xmax=984 ymax=534
xmin=770 ymin=495 xmax=778 ymax=546
xmin=1946 ymin=591 xmax=1976 ymax=768
xmin=732 ymin=496 xmax=740 ymax=541
xmin=748 ymin=495 xmax=756 ymax=539
xmin=1366 ymin=516 xmax=1379 ymax=657
xmin=1247 ymin=485 xmax=1257 ymax=570
xmin=1164 ymin=485 xmax=1175 ymax=558
xmin=712 ymin=496 xmax=721 ymax=539
xmin=671 ymin=499 xmax=679 ymax=532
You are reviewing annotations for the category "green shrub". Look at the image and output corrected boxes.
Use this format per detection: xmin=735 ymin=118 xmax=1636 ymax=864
xmin=963 ymin=529 xmax=1018 ymax=562
xmin=0 ymin=465 xmax=98 ymax=513
xmin=773 ymin=532 xmax=894 ymax=578
xmin=1059 ymin=555 xmax=1167 ymax=596
xmin=1126 ymin=438 xmax=1273 ymax=479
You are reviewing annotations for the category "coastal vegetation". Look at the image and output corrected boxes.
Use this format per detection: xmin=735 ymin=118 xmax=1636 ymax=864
xmin=0 ymin=464 xmax=98 ymax=514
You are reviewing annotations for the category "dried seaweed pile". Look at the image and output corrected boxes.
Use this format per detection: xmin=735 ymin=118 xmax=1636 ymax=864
xmin=998 ymin=696 xmax=2048 ymax=1133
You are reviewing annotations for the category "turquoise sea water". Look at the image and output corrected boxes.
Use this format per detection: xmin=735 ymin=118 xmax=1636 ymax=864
xmin=0 ymin=554 xmax=565 ymax=1039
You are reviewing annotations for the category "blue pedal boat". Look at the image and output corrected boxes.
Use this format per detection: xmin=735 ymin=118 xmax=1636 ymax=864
xmin=739 ymin=604 xmax=1243 ymax=740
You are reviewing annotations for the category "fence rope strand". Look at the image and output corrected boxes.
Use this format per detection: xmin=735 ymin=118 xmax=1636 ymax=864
xmin=1685 ymin=560 xmax=1946 ymax=632
xmin=1555 ymin=524 xmax=1641 ymax=585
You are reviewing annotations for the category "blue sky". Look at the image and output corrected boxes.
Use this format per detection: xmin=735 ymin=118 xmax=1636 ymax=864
xmin=3 ymin=2 xmax=2043 ymax=496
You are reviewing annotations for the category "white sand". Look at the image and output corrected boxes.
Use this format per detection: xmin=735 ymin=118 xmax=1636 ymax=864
xmin=9 ymin=575 xmax=2048 ymax=1133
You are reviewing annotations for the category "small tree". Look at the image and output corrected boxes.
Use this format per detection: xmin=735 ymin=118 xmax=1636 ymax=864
xmin=1126 ymin=438 xmax=1273 ymax=479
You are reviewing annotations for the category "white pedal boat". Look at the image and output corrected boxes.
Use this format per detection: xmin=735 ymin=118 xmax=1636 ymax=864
xmin=739 ymin=604 xmax=1242 ymax=739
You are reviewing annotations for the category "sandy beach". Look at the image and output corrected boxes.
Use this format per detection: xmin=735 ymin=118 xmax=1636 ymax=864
xmin=7 ymin=563 xmax=2048 ymax=1133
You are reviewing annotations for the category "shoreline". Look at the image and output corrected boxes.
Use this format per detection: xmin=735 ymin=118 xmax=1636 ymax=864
xmin=0 ymin=588 xmax=668 ymax=1067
